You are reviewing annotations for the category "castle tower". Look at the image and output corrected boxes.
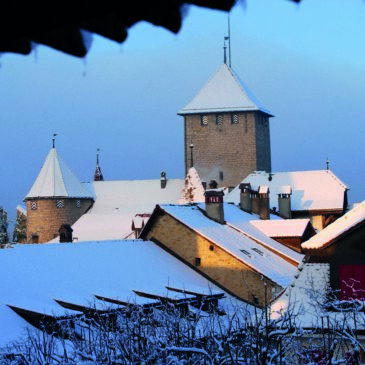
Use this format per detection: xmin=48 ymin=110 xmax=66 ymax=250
xmin=24 ymin=148 xmax=94 ymax=243
xmin=178 ymin=63 xmax=273 ymax=189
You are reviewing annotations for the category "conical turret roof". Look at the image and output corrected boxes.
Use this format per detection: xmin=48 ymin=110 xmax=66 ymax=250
xmin=25 ymin=148 xmax=93 ymax=199
xmin=178 ymin=63 xmax=273 ymax=116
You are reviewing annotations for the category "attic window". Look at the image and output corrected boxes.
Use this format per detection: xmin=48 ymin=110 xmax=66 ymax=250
xmin=30 ymin=201 xmax=38 ymax=210
xmin=209 ymin=245 xmax=214 ymax=251
xmin=76 ymin=200 xmax=81 ymax=208
xmin=231 ymin=113 xmax=239 ymax=124
xmin=195 ymin=257 xmax=201 ymax=266
xmin=200 ymin=115 xmax=208 ymax=126
xmin=240 ymin=249 xmax=252 ymax=258
xmin=56 ymin=200 xmax=65 ymax=209
xmin=252 ymin=248 xmax=264 ymax=256
xmin=216 ymin=114 xmax=223 ymax=125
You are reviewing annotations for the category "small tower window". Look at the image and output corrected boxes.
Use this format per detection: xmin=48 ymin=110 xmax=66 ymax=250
xmin=30 ymin=201 xmax=38 ymax=210
xmin=219 ymin=171 xmax=224 ymax=181
xmin=76 ymin=200 xmax=81 ymax=208
xmin=231 ymin=114 xmax=239 ymax=124
xmin=56 ymin=200 xmax=65 ymax=209
xmin=200 ymin=115 xmax=208 ymax=126
xmin=216 ymin=114 xmax=223 ymax=126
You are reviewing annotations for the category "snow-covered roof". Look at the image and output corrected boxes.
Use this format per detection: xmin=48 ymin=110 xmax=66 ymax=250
xmin=25 ymin=148 xmax=93 ymax=199
xmin=226 ymin=170 xmax=348 ymax=212
xmin=222 ymin=203 xmax=303 ymax=264
xmin=302 ymin=200 xmax=365 ymax=250
xmin=160 ymin=204 xmax=302 ymax=288
xmin=0 ymin=240 xmax=232 ymax=347
xmin=66 ymin=179 xmax=184 ymax=242
xmin=178 ymin=64 xmax=273 ymax=116
xmin=251 ymin=219 xmax=311 ymax=238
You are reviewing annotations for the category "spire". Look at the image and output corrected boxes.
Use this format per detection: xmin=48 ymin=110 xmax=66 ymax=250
xmin=94 ymin=148 xmax=104 ymax=181
xmin=25 ymin=148 xmax=93 ymax=199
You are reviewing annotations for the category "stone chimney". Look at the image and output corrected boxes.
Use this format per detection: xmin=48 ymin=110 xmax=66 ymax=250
xmin=258 ymin=185 xmax=270 ymax=220
xmin=204 ymin=189 xmax=225 ymax=224
xmin=160 ymin=171 xmax=167 ymax=189
xmin=251 ymin=189 xmax=260 ymax=216
xmin=278 ymin=185 xmax=292 ymax=219
xmin=239 ymin=183 xmax=252 ymax=213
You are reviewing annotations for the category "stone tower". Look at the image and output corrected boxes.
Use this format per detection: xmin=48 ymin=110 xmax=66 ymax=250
xmin=24 ymin=148 xmax=94 ymax=243
xmin=178 ymin=63 xmax=273 ymax=189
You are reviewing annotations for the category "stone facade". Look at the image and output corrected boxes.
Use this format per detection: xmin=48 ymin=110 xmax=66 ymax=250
xmin=143 ymin=212 xmax=279 ymax=306
xmin=184 ymin=111 xmax=271 ymax=189
xmin=25 ymin=198 xmax=93 ymax=243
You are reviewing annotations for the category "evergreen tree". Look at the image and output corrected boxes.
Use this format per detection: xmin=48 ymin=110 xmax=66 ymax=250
xmin=0 ymin=207 xmax=9 ymax=244
xmin=13 ymin=210 xmax=26 ymax=243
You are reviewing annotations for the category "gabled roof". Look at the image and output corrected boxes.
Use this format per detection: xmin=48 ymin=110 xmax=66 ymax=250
xmin=155 ymin=204 xmax=302 ymax=288
xmin=64 ymin=179 xmax=184 ymax=242
xmin=302 ymin=200 xmax=365 ymax=250
xmin=179 ymin=167 xmax=205 ymax=204
xmin=178 ymin=63 xmax=273 ymax=116
xmin=226 ymin=170 xmax=348 ymax=212
xmin=251 ymin=219 xmax=312 ymax=238
xmin=25 ymin=148 xmax=93 ymax=199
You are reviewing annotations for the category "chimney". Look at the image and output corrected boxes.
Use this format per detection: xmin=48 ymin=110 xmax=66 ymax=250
xmin=258 ymin=185 xmax=270 ymax=220
xmin=204 ymin=189 xmax=225 ymax=224
xmin=239 ymin=183 xmax=252 ymax=213
xmin=208 ymin=180 xmax=218 ymax=189
xmin=160 ymin=171 xmax=167 ymax=189
xmin=251 ymin=189 xmax=260 ymax=216
xmin=278 ymin=185 xmax=292 ymax=219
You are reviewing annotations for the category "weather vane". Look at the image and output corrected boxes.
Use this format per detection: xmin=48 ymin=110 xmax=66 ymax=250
xmin=52 ymin=133 xmax=58 ymax=148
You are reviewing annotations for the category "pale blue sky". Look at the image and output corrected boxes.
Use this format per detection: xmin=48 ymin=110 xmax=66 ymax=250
xmin=1 ymin=0 xmax=364 ymax=225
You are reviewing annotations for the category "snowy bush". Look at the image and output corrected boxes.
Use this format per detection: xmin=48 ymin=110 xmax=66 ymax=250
xmin=0 ymin=207 xmax=9 ymax=245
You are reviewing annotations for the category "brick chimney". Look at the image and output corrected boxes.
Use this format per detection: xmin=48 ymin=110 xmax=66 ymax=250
xmin=278 ymin=185 xmax=292 ymax=219
xmin=239 ymin=183 xmax=252 ymax=213
xmin=204 ymin=189 xmax=225 ymax=224
xmin=258 ymin=185 xmax=270 ymax=220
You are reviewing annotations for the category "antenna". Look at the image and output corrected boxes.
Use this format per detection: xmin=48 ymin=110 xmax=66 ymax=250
xmin=326 ymin=157 xmax=330 ymax=171
xmin=228 ymin=13 xmax=231 ymax=67
xmin=97 ymin=148 xmax=100 ymax=165
xmin=52 ymin=133 xmax=58 ymax=148
xmin=190 ymin=142 xmax=194 ymax=168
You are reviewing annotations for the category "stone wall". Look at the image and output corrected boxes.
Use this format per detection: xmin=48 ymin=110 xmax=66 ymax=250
xmin=145 ymin=212 xmax=278 ymax=305
xmin=184 ymin=111 xmax=271 ymax=188
xmin=25 ymin=198 xmax=93 ymax=243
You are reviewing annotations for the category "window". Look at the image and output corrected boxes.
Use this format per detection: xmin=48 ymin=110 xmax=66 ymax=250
xmin=252 ymin=248 xmax=264 ymax=256
xmin=219 ymin=171 xmax=224 ymax=181
xmin=231 ymin=113 xmax=239 ymax=124
xmin=31 ymin=234 xmax=39 ymax=244
xmin=240 ymin=249 xmax=252 ymax=258
xmin=216 ymin=114 xmax=223 ymax=126
xmin=76 ymin=200 xmax=81 ymax=208
xmin=30 ymin=201 xmax=38 ymax=210
xmin=195 ymin=257 xmax=201 ymax=266
xmin=209 ymin=245 xmax=214 ymax=251
xmin=200 ymin=115 xmax=208 ymax=126
xmin=56 ymin=200 xmax=65 ymax=208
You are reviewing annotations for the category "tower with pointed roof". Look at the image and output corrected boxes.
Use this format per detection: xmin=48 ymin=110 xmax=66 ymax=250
xmin=178 ymin=63 xmax=273 ymax=189
xmin=24 ymin=148 xmax=94 ymax=243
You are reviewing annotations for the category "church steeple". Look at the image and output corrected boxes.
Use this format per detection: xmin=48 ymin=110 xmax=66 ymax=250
xmin=94 ymin=148 xmax=104 ymax=181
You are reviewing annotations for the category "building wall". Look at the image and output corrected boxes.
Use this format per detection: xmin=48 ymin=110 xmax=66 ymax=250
xmin=25 ymin=198 xmax=93 ymax=243
xmin=184 ymin=111 xmax=271 ymax=188
xmin=145 ymin=212 xmax=278 ymax=306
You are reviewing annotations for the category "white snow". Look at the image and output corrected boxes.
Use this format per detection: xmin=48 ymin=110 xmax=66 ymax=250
xmin=25 ymin=148 xmax=93 ymax=199
xmin=179 ymin=167 xmax=205 ymax=204
xmin=302 ymin=200 xmax=365 ymax=249
xmin=0 ymin=240 xmax=230 ymax=347
xmin=251 ymin=219 xmax=311 ymax=238
xmin=160 ymin=204 xmax=302 ymax=288
xmin=178 ymin=63 xmax=272 ymax=116
xmin=226 ymin=170 xmax=348 ymax=212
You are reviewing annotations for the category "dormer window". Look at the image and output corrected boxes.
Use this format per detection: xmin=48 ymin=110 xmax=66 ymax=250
xmin=252 ymin=248 xmax=264 ymax=256
xmin=240 ymin=249 xmax=252 ymax=258
xmin=30 ymin=201 xmax=38 ymax=210
xmin=200 ymin=115 xmax=208 ymax=126
xmin=76 ymin=200 xmax=81 ymax=208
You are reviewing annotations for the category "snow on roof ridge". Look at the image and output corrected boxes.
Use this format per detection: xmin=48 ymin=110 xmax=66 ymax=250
xmin=302 ymin=200 xmax=365 ymax=250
